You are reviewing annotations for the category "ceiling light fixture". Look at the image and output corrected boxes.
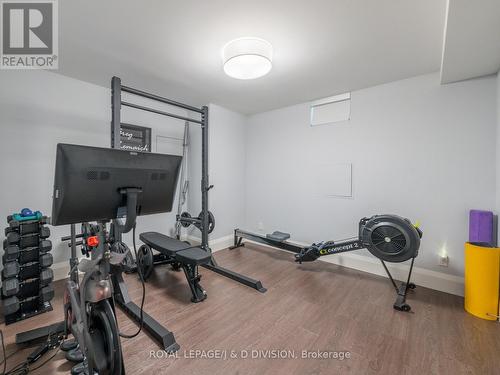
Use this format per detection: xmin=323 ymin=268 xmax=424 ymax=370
xmin=222 ymin=37 xmax=273 ymax=80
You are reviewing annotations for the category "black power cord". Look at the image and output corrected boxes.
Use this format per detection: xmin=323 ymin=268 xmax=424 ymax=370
xmin=118 ymin=224 xmax=146 ymax=339
xmin=0 ymin=347 xmax=24 ymax=370
xmin=0 ymin=330 xmax=28 ymax=375
xmin=0 ymin=329 xmax=62 ymax=375
xmin=1 ymin=330 xmax=6 ymax=375
xmin=27 ymin=345 xmax=61 ymax=373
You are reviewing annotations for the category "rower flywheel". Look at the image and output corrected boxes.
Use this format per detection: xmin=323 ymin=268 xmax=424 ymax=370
xmin=359 ymin=215 xmax=422 ymax=263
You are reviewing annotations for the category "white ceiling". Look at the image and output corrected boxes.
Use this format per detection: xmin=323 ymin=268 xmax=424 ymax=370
xmin=441 ymin=0 xmax=500 ymax=84
xmin=58 ymin=0 xmax=448 ymax=114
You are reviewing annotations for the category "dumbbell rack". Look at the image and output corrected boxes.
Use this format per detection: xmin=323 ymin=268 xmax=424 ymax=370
xmin=2 ymin=212 xmax=54 ymax=325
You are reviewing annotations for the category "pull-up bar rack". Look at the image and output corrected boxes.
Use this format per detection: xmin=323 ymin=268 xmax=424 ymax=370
xmin=110 ymin=76 xmax=266 ymax=347
xmin=120 ymin=101 xmax=203 ymax=125
xmin=111 ymin=76 xmax=210 ymax=248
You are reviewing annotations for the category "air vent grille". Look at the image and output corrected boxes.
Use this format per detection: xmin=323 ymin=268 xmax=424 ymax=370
xmin=86 ymin=171 xmax=98 ymax=180
xmin=87 ymin=171 xmax=110 ymax=181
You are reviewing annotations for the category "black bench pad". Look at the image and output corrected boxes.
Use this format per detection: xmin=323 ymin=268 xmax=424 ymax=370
xmin=176 ymin=248 xmax=211 ymax=265
xmin=139 ymin=232 xmax=211 ymax=265
xmin=140 ymin=232 xmax=191 ymax=254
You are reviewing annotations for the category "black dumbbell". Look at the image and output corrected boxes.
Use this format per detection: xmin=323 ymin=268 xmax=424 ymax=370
xmin=2 ymin=276 xmax=52 ymax=297
xmin=2 ymin=278 xmax=19 ymax=297
xmin=2 ymin=267 xmax=53 ymax=287
xmin=8 ymin=217 xmax=48 ymax=228
xmin=3 ymin=297 xmax=19 ymax=315
xmin=2 ymin=253 xmax=54 ymax=279
xmin=3 ymin=278 xmax=19 ymax=297
xmin=3 ymin=285 xmax=54 ymax=316
xmin=41 ymin=239 xmax=52 ymax=252
xmin=6 ymin=231 xmax=20 ymax=244
xmin=41 ymin=253 xmax=54 ymax=267
xmin=40 ymin=226 xmax=50 ymax=238
xmin=6 ymin=226 xmax=50 ymax=243
xmin=2 ymin=255 xmax=53 ymax=279
xmin=40 ymin=268 xmax=54 ymax=285
xmin=3 ymin=240 xmax=53 ymax=263
xmin=3 ymin=296 xmax=20 ymax=315
xmin=6 ymin=229 xmax=51 ymax=249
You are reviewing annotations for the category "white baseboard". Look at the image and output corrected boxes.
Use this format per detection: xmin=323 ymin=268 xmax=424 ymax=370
xmin=321 ymin=251 xmax=464 ymax=297
xmin=226 ymin=237 xmax=465 ymax=297
xmin=53 ymin=234 xmax=464 ymax=297
xmin=185 ymin=234 xmax=234 ymax=252
xmin=52 ymin=257 xmax=87 ymax=282
xmin=52 ymin=259 xmax=71 ymax=281
xmin=49 ymin=235 xmax=235 ymax=283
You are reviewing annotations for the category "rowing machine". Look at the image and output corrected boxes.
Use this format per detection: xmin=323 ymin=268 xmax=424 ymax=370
xmin=230 ymin=214 xmax=422 ymax=312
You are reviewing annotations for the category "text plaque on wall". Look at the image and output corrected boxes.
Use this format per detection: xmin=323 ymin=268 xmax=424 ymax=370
xmin=120 ymin=123 xmax=152 ymax=152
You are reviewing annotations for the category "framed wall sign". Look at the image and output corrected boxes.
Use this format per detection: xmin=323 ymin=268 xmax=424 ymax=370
xmin=119 ymin=123 xmax=152 ymax=152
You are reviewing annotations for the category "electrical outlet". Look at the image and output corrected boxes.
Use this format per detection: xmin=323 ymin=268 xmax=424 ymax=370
xmin=439 ymin=255 xmax=449 ymax=267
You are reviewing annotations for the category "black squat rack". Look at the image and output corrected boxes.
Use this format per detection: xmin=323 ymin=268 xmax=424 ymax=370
xmin=111 ymin=77 xmax=266 ymax=335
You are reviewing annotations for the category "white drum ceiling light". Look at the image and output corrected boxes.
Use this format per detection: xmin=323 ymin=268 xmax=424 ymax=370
xmin=222 ymin=38 xmax=273 ymax=80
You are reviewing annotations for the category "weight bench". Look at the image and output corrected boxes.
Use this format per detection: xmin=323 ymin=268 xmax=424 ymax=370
xmin=138 ymin=232 xmax=211 ymax=303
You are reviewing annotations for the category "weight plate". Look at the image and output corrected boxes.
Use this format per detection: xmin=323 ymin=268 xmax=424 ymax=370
xmin=180 ymin=212 xmax=192 ymax=228
xmin=136 ymin=245 xmax=154 ymax=281
xmin=197 ymin=211 xmax=216 ymax=234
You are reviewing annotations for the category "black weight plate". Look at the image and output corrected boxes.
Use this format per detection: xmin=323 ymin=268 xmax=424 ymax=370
xmin=197 ymin=211 xmax=216 ymax=234
xmin=136 ymin=245 xmax=154 ymax=280
xmin=180 ymin=212 xmax=192 ymax=228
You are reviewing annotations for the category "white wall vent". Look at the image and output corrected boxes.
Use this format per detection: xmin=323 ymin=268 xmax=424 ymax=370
xmin=310 ymin=92 xmax=351 ymax=126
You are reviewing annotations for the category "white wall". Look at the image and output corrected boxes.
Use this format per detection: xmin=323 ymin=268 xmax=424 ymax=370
xmin=1 ymin=69 xmax=497 ymax=294
xmin=0 ymin=70 xmax=192 ymax=268
xmin=208 ymin=104 xmax=246 ymax=238
xmin=245 ymin=72 xmax=497 ymax=278
xmin=187 ymin=104 xmax=246 ymax=241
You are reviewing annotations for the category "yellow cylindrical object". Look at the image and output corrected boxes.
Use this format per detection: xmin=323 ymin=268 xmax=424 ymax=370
xmin=464 ymin=242 xmax=500 ymax=320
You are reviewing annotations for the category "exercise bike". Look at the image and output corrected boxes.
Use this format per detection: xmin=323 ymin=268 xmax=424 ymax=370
xmin=231 ymin=214 xmax=422 ymax=311
xmin=61 ymin=221 xmax=130 ymax=375
xmin=46 ymin=143 xmax=186 ymax=374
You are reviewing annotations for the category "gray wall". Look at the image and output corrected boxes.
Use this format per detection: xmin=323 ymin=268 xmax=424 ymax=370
xmin=244 ymin=72 xmax=497 ymax=276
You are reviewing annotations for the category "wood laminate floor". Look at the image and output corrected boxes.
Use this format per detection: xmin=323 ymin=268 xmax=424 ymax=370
xmin=1 ymin=243 xmax=499 ymax=374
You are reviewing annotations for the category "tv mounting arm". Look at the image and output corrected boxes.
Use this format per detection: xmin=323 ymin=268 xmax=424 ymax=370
xmin=115 ymin=188 xmax=143 ymax=234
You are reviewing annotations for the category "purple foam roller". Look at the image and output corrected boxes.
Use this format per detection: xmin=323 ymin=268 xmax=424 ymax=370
xmin=469 ymin=210 xmax=493 ymax=245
